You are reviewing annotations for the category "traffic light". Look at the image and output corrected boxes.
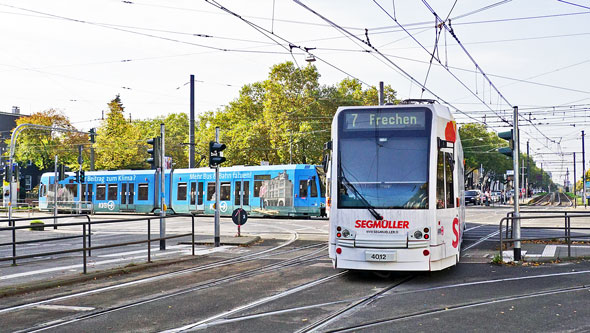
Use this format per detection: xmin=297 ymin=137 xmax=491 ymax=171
xmin=58 ymin=164 xmax=66 ymax=181
xmin=89 ymin=128 xmax=96 ymax=143
xmin=80 ymin=170 xmax=85 ymax=183
xmin=147 ymin=137 xmax=161 ymax=169
xmin=209 ymin=141 xmax=226 ymax=168
xmin=497 ymin=130 xmax=513 ymax=157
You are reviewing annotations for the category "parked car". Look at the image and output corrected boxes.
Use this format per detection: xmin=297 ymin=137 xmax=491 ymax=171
xmin=465 ymin=190 xmax=482 ymax=205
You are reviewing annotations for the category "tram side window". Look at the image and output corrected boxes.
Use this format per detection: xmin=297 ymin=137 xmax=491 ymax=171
xmin=445 ymin=153 xmax=455 ymax=208
xmin=40 ymin=184 xmax=46 ymax=197
xmin=310 ymin=177 xmax=318 ymax=197
xmin=138 ymin=184 xmax=149 ymax=200
xmin=254 ymin=175 xmax=270 ymax=197
xmin=299 ymin=180 xmax=308 ymax=198
xmin=108 ymin=184 xmax=118 ymax=200
xmin=177 ymin=183 xmax=187 ymax=201
xmin=207 ymin=183 xmax=215 ymax=201
xmin=436 ymin=151 xmax=445 ymax=209
xmin=220 ymin=182 xmax=231 ymax=201
xmin=96 ymin=184 xmax=106 ymax=200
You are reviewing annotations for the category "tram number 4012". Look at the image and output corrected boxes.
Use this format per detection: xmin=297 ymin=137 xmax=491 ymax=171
xmin=365 ymin=251 xmax=396 ymax=262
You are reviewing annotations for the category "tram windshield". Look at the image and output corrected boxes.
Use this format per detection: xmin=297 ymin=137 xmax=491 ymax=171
xmin=337 ymin=108 xmax=431 ymax=209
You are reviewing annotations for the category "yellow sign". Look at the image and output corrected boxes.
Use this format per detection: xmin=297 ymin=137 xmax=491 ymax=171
xmin=163 ymin=204 xmax=167 ymax=211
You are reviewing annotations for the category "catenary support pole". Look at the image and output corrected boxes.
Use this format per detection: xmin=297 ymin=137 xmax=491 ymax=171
xmin=574 ymin=152 xmax=577 ymax=208
xmin=513 ymin=106 xmax=521 ymax=261
xmin=54 ymin=155 xmax=58 ymax=229
xmin=583 ymin=130 xmax=586 ymax=208
xmin=379 ymin=81 xmax=384 ymax=105
xmin=160 ymin=123 xmax=166 ymax=250
xmin=189 ymin=74 xmax=195 ymax=168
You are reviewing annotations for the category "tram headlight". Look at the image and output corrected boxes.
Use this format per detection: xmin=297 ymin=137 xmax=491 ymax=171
xmin=414 ymin=230 xmax=423 ymax=239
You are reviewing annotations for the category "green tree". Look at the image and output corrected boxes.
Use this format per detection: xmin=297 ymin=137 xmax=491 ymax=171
xmin=8 ymin=109 xmax=88 ymax=171
xmin=94 ymin=95 xmax=146 ymax=170
xmin=194 ymin=62 xmax=398 ymax=166
xmin=460 ymin=123 xmax=511 ymax=181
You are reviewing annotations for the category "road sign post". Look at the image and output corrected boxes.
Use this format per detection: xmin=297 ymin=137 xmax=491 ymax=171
xmin=232 ymin=208 xmax=248 ymax=237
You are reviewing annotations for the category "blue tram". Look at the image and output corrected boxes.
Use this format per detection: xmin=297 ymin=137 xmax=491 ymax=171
xmin=38 ymin=165 xmax=326 ymax=217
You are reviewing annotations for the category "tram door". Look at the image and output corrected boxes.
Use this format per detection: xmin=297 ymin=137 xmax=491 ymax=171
xmin=82 ymin=184 xmax=93 ymax=211
xmin=234 ymin=180 xmax=250 ymax=212
xmin=121 ymin=183 xmax=136 ymax=211
xmin=190 ymin=181 xmax=205 ymax=213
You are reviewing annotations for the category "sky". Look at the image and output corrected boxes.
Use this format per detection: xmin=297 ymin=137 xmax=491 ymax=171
xmin=1 ymin=0 xmax=589 ymax=184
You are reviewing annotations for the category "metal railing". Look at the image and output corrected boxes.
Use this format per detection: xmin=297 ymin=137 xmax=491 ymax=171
xmin=499 ymin=210 xmax=590 ymax=261
xmin=0 ymin=214 xmax=195 ymax=274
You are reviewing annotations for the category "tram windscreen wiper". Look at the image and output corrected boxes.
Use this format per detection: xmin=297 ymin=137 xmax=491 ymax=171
xmin=339 ymin=173 xmax=383 ymax=221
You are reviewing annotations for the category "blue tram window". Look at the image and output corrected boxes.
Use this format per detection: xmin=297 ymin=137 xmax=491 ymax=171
xmin=96 ymin=184 xmax=106 ymax=200
xmin=138 ymin=183 xmax=149 ymax=200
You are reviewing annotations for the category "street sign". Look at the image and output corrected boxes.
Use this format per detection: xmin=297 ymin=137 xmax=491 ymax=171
xmin=232 ymin=208 xmax=248 ymax=226
xmin=506 ymin=170 xmax=514 ymax=176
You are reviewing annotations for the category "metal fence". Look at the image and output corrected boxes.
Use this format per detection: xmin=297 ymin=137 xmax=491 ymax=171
xmin=499 ymin=210 xmax=590 ymax=261
xmin=0 ymin=214 xmax=195 ymax=274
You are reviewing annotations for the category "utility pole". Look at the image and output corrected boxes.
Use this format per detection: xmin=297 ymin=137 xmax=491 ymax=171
xmin=379 ymin=81 xmax=384 ymax=105
xmin=160 ymin=123 xmax=166 ymax=250
xmin=288 ymin=130 xmax=293 ymax=164
xmin=513 ymin=106 xmax=521 ymax=261
xmin=77 ymin=145 xmax=83 ymax=214
xmin=526 ymin=140 xmax=530 ymax=198
xmin=583 ymin=130 xmax=586 ymax=208
xmin=54 ymin=155 xmax=58 ymax=229
xmin=574 ymin=152 xmax=577 ymax=208
xmin=189 ymin=74 xmax=195 ymax=168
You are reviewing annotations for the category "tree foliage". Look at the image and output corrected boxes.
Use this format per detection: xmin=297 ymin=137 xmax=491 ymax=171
xmin=193 ymin=62 xmax=398 ymax=166
xmin=8 ymin=109 xmax=88 ymax=171
xmin=94 ymin=95 xmax=147 ymax=170
xmin=134 ymin=113 xmax=190 ymax=169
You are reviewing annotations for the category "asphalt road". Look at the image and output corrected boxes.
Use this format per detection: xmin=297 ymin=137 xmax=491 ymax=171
xmin=2 ymin=207 xmax=590 ymax=332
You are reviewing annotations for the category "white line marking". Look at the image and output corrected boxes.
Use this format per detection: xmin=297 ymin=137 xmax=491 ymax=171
xmin=462 ymin=228 xmax=502 ymax=251
xmin=34 ymin=304 xmax=95 ymax=312
xmin=0 ymin=247 xmax=231 ymax=281
xmin=464 ymin=225 xmax=485 ymax=232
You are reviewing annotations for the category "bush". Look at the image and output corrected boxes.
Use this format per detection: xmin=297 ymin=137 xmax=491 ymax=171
xmin=29 ymin=220 xmax=45 ymax=231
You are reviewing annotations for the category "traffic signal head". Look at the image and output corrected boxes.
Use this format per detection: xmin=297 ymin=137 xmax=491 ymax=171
xmin=89 ymin=128 xmax=96 ymax=143
xmin=147 ymin=137 xmax=161 ymax=169
xmin=209 ymin=141 xmax=226 ymax=168
xmin=80 ymin=170 xmax=85 ymax=183
xmin=58 ymin=164 xmax=66 ymax=181
xmin=498 ymin=130 xmax=514 ymax=157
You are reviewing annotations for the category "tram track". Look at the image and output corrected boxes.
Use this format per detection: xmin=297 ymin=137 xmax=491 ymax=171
xmin=0 ymin=233 xmax=322 ymax=315
xmin=23 ymin=251 xmax=329 ymax=332
xmin=325 ymin=283 xmax=590 ymax=332
xmin=13 ymin=244 xmax=330 ymax=333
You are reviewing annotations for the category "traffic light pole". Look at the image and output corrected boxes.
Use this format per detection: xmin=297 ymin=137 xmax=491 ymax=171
xmin=77 ymin=145 xmax=83 ymax=215
xmin=54 ymin=155 xmax=58 ymax=229
xmin=160 ymin=123 xmax=166 ymax=251
xmin=214 ymin=127 xmax=221 ymax=247
xmin=513 ymin=106 xmax=521 ymax=261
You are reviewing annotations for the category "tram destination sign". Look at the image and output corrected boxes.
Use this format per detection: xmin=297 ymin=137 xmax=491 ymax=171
xmin=344 ymin=110 xmax=426 ymax=131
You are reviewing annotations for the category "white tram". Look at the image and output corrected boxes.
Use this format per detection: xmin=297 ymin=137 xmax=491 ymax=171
xmin=326 ymin=100 xmax=465 ymax=271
